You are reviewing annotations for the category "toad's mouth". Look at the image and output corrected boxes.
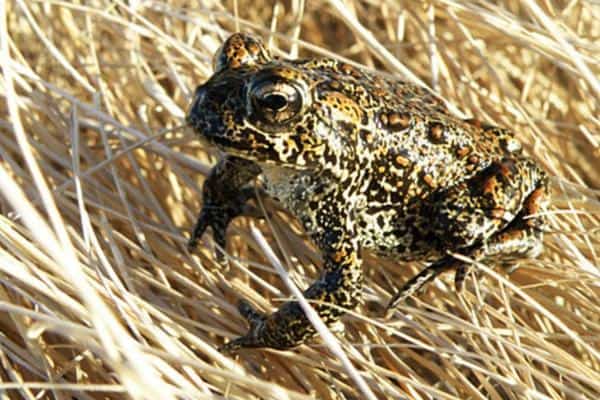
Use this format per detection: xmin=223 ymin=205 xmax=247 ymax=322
xmin=198 ymin=127 xmax=317 ymax=171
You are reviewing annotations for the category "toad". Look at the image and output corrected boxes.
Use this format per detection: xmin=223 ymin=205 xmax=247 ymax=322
xmin=186 ymin=33 xmax=549 ymax=351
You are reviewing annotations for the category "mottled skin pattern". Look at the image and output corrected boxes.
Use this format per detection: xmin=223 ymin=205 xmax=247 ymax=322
xmin=186 ymin=33 xmax=549 ymax=351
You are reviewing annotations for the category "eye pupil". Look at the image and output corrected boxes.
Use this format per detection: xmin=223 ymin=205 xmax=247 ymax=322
xmin=258 ymin=93 xmax=288 ymax=111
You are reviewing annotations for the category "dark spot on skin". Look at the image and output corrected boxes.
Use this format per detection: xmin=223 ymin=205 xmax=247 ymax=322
xmin=394 ymin=154 xmax=410 ymax=167
xmin=360 ymin=129 xmax=373 ymax=144
xmin=422 ymin=174 xmax=436 ymax=188
xmin=389 ymin=188 xmax=403 ymax=203
xmin=340 ymin=63 xmax=355 ymax=75
xmin=296 ymin=125 xmax=308 ymax=134
xmin=360 ymin=113 xmax=370 ymax=126
xmin=329 ymin=80 xmax=342 ymax=90
xmin=367 ymin=178 xmax=380 ymax=194
xmin=456 ymin=146 xmax=471 ymax=158
xmin=429 ymin=123 xmax=445 ymax=143
xmin=388 ymin=112 xmax=411 ymax=131
xmin=468 ymin=155 xmax=480 ymax=165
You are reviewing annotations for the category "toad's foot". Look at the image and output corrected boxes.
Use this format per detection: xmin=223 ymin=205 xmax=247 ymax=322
xmin=188 ymin=187 xmax=258 ymax=257
xmin=385 ymin=256 xmax=460 ymax=313
xmin=221 ymin=235 xmax=362 ymax=351
xmin=219 ymin=300 xmax=268 ymax=352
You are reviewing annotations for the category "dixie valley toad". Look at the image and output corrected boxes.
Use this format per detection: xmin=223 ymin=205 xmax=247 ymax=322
xmin=186 ymin=33 xmax=549 ymax=351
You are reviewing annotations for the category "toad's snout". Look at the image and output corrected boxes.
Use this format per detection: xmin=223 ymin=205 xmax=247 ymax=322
xmin=187 ymin=84 xmax=225 ymax=139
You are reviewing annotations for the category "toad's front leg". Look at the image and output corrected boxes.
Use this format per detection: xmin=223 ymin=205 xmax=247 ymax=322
xmin=188 ymin=155 xmax=261 ymax=256
xmin=221 ymin=230 xmax=362 ymax=351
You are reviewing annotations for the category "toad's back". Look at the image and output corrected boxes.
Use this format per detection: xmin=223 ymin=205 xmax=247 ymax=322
xmin=282 ymin=58 xmax=532 ymax=261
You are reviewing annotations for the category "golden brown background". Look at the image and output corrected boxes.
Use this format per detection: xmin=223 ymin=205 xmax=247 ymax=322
xmin=1 ymin=1 xmax=599 ymax=399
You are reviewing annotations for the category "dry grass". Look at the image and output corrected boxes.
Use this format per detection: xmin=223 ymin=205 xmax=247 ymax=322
xmin=1 ymin=0 xmax=599 ymax=399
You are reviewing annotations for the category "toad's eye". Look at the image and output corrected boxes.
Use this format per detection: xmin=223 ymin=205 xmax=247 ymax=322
xmin=249 ymin=79 xmax=304 ymax=124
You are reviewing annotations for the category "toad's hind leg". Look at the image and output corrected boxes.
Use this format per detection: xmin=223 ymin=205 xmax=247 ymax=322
xmin=386 ymin=222 xmax=544 ymax=311
xmin=453 ymin=184 xmax=548 ymax=291
xmin=387 ymin=158 xmax=548 ymax=310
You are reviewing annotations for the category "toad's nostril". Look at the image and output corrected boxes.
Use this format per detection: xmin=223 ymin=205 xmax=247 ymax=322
xmin=187 ymin=86 xmax=207 ymax=124
xmin=192 ymin=86 xmax=207 ymax=107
